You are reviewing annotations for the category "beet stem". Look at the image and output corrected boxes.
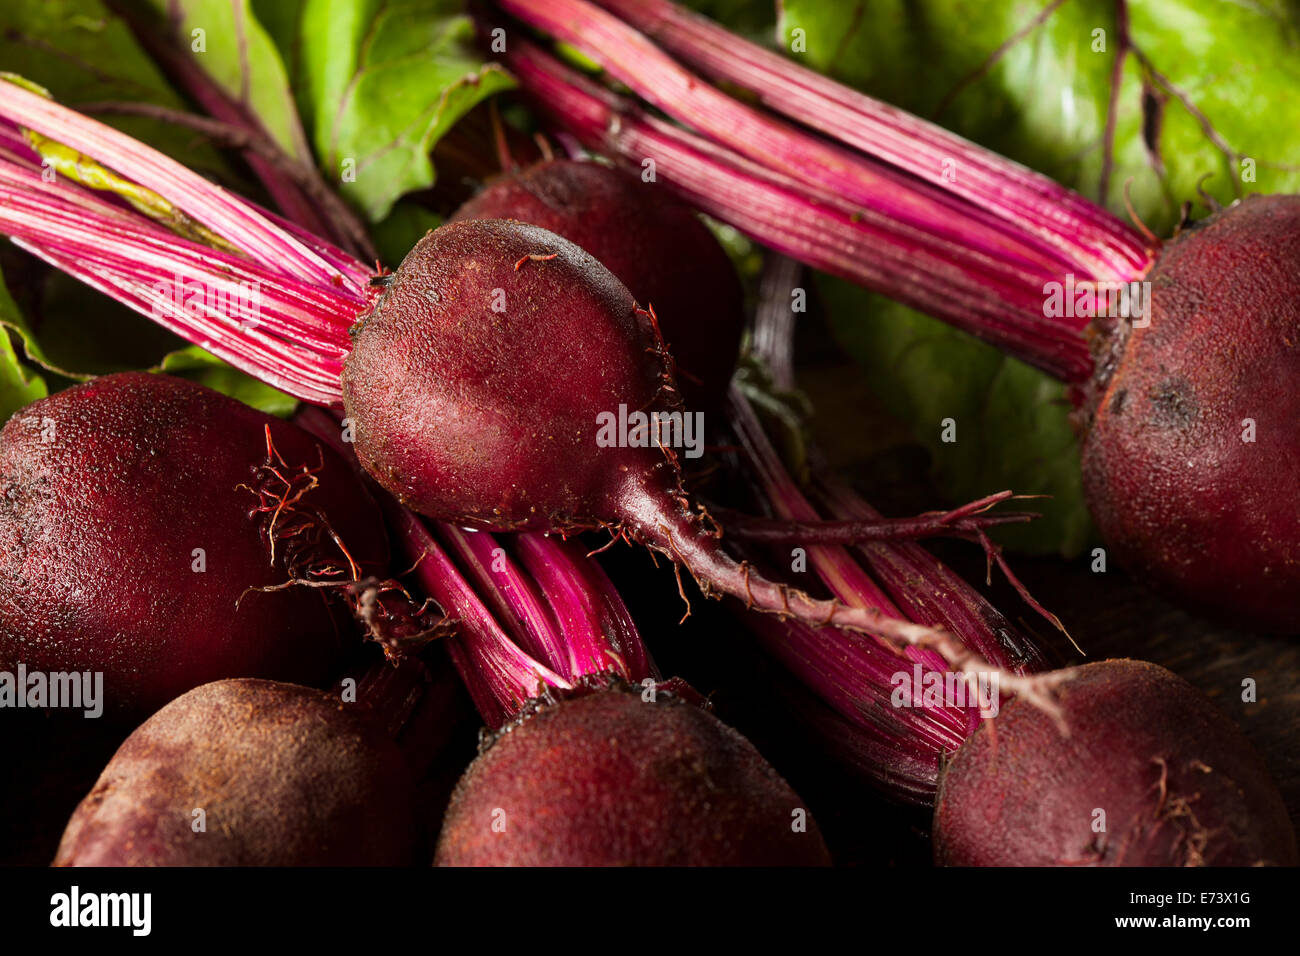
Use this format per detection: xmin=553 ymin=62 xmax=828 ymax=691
xmin=0 ymin=81 xmax=358 ymax=295
xmin=589 ymin=0 xmax=1149 ymax=276
xmin=513 ymin=534 xmax=655 ymax=684
xmin=436 ymin=524 xmax=569 ymax=675
xmin=490 ymin=5 xmax=1162 ymax=383
xmin=718 ymin=496 xmax=1036 ymax=546
xmin=494 ymin=37 xmax=1096 ymax=381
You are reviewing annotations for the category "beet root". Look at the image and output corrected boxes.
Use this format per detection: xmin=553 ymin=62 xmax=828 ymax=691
xmin=342 ymin=218 xmax=966 ymax=650
xmin=342 ymin=218 xmax=674 ymax=531
xmin=54 ymin=679 xmax=418 ymax=865
xmin=1082 ymin=195 xmax=1300 ymax=632
xmin=0 ymin=372 xmax=389 ymax=716
xmin=434 ymin=685 xmax=831 ymax=866
xmin=933 ymin=659 xmax=1297 ymax=866
xmin=450 ymin=159 xmax=744 ymax=411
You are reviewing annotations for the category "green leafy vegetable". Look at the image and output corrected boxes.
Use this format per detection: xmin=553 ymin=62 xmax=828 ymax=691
xmin=777 ymin=0 xmax=1300 ymax=553
xmin=286 ymin=0 xmax=514 ymax=221
xmin=820 ymin=277 xmax=1091 ymax=555
xmin=138 ymin=0 xmax=316 ymax=167
xmin=0 ymin=272 xmax=47 ymax=422
xmin=683 ymin=0 xmax=776 ymax=42
xmin=157 ymin=346 xmax=297 ymax=417
xmin=0 ymin=0 xmax=232 ymax=177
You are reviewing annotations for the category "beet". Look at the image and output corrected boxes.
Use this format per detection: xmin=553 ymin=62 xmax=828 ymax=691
xmin=0 ymin=90 xmax=1014 ymax=649
xmin=0 ymin=372 xmax=389 ymax=716
xmin=434 ymin=684 xmax=831 ymax=865
xmin=343 ymin=219 xmax=663 ymax=530
xmin=54 ymin=679 xmax=418 ymax=865
xmin=1081 ymin=195 xmax=1300 ymax=632
xmin=474 ymin=27 xmax=1300 ymax=632
xmin=933 ymin=659 xmax=1297 ymax=866
xmin=343 ymin=218 xmax=924 ymax=644
xmin=450 ymin=159 xmax=744 ymax=410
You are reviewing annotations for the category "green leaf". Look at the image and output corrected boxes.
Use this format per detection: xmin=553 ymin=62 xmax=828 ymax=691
xmin=369 ymin=201 xmax=442 ymax=269
xmin=683 ymin=0 xmax=777 ymax=42
xmin=779 ymin=0 xmax=1300 ymax=225
xmin=0 ymin=272 xmax=47 ymax=422
xmin=5 ymin=271 xmax=181 ymax=380
xmin=0 ymin=0 xmax=232 ymax=178
xmin=140 ymin=0 xmax=316 ymax=167
xmin=292 ymin=0 xmax=515 ymax=222
xmin=777 ymin=0 xmax=1300 ymax=553
xmin=821 ymin=277 xmax=1091 ymax=555
xmin=157 ymin=346 xmax=297 ymax=417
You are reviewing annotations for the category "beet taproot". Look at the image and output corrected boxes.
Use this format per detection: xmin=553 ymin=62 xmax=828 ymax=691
xmin=0 ymin=372 xmax=388 ymax=716
xmin=450 ymin=159 xmax=744 ymax=410
xmin=343 ymin=219 xmax=667 ymax=531
xmin=1081 ymin=195 xmax=1300 ymax=632
xmin=54 ymin=679 xmax=418 ymax=866
xmin=434 ymin=684 xmax=831 ymax=866
xmin=933 ymin=659 xmax=1297 ymax=866
xmin=343 ymin=218 xmax=928 ymax=645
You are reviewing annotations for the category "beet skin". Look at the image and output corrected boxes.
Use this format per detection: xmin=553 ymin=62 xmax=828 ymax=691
xmin=1082 ymin=195 xmax=1300 ymax=632
xmin=342 ymin=218 xmax=675 ymax=532
xmin=54 ymin=679 xmax=418 ymax=865
xmin=0 ymin=372 xmax=389 ymax=716
xmin=933 ymin=660 xmax=1297 ymax=866
xmin=435 ymin=686 xmax=831 ymax=866
xmin=451 ymin=159 xmax=744 ymax=411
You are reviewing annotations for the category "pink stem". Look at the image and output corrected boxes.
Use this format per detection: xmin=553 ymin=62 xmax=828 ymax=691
xmin=389 ymin=503 xmax=572 ymax=728
xmin=504 ymin=0 xmax=1075 ymax=281
xmin=591 ymin=0 xmax=1151 ymax=279
xmin=0 ymin=82 xmax=361 ymax=297
xmin=496 ymin=37 xmax=1094 ymax=381
xmin=0 ymin=136 xmax=355 ymax=403
xmin=514 ymin=535 xmax=654 ymax=683
xmin=436 ymin=525 xmax=569 ymax=674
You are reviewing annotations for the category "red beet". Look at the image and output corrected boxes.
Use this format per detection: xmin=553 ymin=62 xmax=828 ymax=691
xmin=343 ymin=218 xmax=924 ymax=645
xmin=343 ymin=219 xmax=664 ymax=531
xmin=54 ymin=679 xmax=418 ymax=865
xmin=434 ymin=684 xmax=831 ymax=865
xmin=450 ymin=159 xmax=744 ymax=410
xmin=1081 ymin=195 xmax=1300 ymax=632
xmin=0 ymin=90 xmax=993 ymax=650
xmin=0 ymin=372 xmax=389 ymax=716
xmin=933 ymin=660 xmax=1297 ymax=866
xmin=474 ymin=26 xmax=1300 ymax=633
